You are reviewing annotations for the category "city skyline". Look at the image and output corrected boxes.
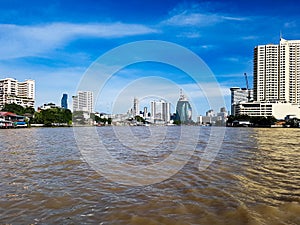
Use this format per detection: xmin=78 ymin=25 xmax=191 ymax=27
xmin=0 ymin=1 xmax=299 ymax=114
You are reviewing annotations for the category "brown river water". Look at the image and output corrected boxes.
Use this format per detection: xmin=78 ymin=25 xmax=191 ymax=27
xmin=0 ymin=126 xmax=299 ymax=224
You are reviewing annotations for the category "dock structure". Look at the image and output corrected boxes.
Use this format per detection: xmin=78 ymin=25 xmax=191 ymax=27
xmin=0 ymin=112 xmax=27 ymax=128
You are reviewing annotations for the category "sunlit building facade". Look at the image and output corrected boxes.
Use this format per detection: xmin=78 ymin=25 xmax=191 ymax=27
xmin=150 ymin=100 xmax=170 ymax=123
xmin=72 ymin=91 xmax=94 ymax=113
xmin=254 ymin=38 xmax=300 ymax=104
xmin=0 ymin=78 xmax=35 ymax=109
xmin=230 ymin=87 xmax=253 ymax=115
xmin=233 ymin=38 xmax=300 ymax=119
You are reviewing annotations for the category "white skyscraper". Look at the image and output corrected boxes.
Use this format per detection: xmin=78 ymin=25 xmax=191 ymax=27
xmin=150 ymin=100 xmax=170 ymax=123
xmin=254 ymin=38 xmax=300 ymax=105
xmin=133 ymin=97 xmax=139 ymax=116
xmin=0 ymin=78 xmax=35 ymax=109
xmin=72 ymin=91 xmax=94 ymax=113
xmin=232 ymin=38 xmax=300 ymax=120
xmin=279 ymin=38 xmax=300 ymax=104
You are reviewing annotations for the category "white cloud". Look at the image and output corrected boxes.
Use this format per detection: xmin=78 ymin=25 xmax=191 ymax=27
xmin=162 ymin=11 xmax=247 ymax=27
xmin=284 ymin=21 xmax=297 ymax=28
xmin=0 ymin=22 xmax=158 ymax=59
xmin=176 ymin=31 xmax=201 ymax=39
xmin=222 ymin=57 xmax=240 ymax=62
xmin=200 ymin=45 xmax=215 ymax=49
xmin=242 ymin=35 xmax=259 ymax=40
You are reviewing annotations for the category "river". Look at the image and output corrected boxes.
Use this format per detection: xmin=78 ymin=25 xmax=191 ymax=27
xmin=0 ymin=127 xmax=299 ymax=224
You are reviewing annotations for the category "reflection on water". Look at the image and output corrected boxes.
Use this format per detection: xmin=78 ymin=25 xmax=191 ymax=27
xmin=0 ymin=127 xmax=299 ymax=224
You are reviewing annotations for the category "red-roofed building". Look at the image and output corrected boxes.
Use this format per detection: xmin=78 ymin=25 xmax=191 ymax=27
xmin=0 ymin=112 xmax=27 ymax=128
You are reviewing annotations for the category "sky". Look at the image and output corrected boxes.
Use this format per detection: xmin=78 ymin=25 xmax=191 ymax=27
xmin=0 ymin=0 xmax=299 ymax=116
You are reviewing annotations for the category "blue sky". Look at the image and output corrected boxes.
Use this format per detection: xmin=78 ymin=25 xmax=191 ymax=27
xmin=0 ymin=0 xmax=299 ymax=115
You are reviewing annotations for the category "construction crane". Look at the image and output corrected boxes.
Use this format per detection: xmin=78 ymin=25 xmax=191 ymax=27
xmin=244 ymin=73 xmax=251 ymax=102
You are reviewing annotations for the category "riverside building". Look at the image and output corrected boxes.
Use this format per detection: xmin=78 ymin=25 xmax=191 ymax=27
xmin=254 ymin=38 xmax=300 ymax=104
xmin=72 ymin=91 xmax=94 ymax=113
xmin=0 ymin=78 xmax=35 ymax=109
xmin=230 ymin=87 xmax=253 ymax=115
xmin=197 ymin=107 xmax=228 ymax=126
xmin=150 ymin=99 xmax=170 ymax=124
xmin=233 ymin=38 xmax=300 ymax=119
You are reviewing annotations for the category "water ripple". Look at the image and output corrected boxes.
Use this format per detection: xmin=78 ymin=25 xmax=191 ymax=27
xmin=0 ymin=127 xmax=299 ymax=224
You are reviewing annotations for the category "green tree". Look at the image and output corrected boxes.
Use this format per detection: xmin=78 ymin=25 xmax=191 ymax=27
xmin=24 ymin=107 xmax=35 ymax=115
xmin=173 ymin=120 xmax=181 ymax=125
xmin=250 ymin=116 xmax=277 ymax=127
xmin=1 ymin=103 xmax=25 ymax=115
xmin=135 ymin=115 xmax=145 ymax=124
xmin=286 ymin=118 xmax=299 ymax=128
xmin=32 ymin=108 xmax=72 ymax=126
xmin=227 ymin=115 xmax=277 ymax=127
xmin=32 ymin=111 xmax=43 ymax=124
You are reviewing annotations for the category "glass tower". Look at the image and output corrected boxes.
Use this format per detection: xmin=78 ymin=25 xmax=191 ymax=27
xmin=175 ymin=90 xmax=192 ymax=123
xmin=61 ymin=93 xmax=68 ymax=109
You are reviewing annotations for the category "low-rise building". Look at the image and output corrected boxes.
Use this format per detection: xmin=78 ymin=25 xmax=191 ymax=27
xmin=197 ymin=107 xmax=228 ymax=126
xmin=230 ymin=87 xmax=253 ymax=116
xmin=235 ymin=101 xmax=300 ymax=120
xmin=0 ymin=111 xmax=27 ymax=128
xmin=39 ymin=103 xmax=59 ymax=110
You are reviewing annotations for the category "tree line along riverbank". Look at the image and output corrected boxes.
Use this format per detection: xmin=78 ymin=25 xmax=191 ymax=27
xmin=226 ymin=114 xmax=300 ymax=128
xmin=0 ymin=103 xmax=112 ymax=128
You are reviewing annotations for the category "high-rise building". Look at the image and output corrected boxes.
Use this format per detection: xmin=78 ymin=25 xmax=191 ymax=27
xmin=254 ymin=38 xmax=300 ymax=104
xmin=72 ymin=91 xmax=94 ymax=113
xmin=61 ymin=93 xmax=68 ymax=109
xmin=230 ymin=87 xmax=253 ymax=115
xmin=150 ymin=100 xmax=170 ymax=123
xmin=232 ymin=38 xmax=300 ymax=119
xmin=133 ymin=97 xmax=139 ymax=116
xmin=18 ymin=80 xmax=35 ymax=99
xmin=175 ymin=90 xmax=192 ymax=123
xmin=0 ymin=78 xmax=35 ymax=109
xmin=143 ymin=107 xmax=148 ymax=118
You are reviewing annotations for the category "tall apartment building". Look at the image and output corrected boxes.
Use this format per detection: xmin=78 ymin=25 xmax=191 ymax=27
xmin=232 ymin=38 xmax=300 ymax=119
xmin=72 ymin=91 xmax=94 ymax=113
xmin=18 ymin=80 xmax=35 ymax=99
xmin=254 ymin=38 xmax=300 ymax=104
xmin=150 ymin=100 xmax=170 ymax=123
xmin=0 ymin=78 xmax=35 ymax=109
xmin=133 ymin=97 xmax=139 ymax=116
